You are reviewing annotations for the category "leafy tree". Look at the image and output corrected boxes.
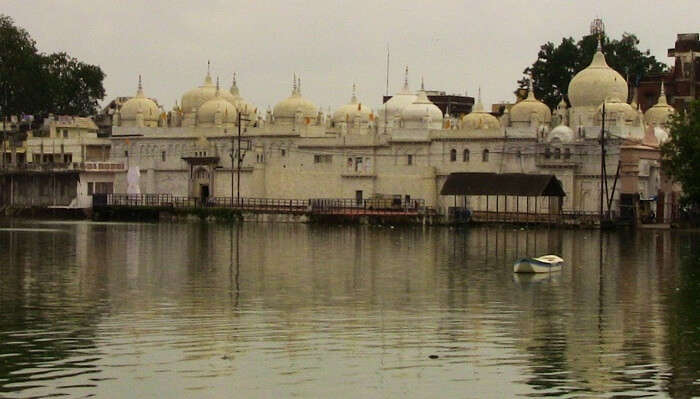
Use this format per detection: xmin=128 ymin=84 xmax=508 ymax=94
xmin=661 ymin=100 xmax=700 ymax=214
xmin=0 ymin=14 xmax=105 ymax=118
xmin=517 ymin=33 xmax=667 ymax=110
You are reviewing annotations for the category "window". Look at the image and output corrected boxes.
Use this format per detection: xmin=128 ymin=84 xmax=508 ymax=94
xmin=161 ymin=151 xmax=166 ymax=162
xmin=407 ymin=154 xmax=413 ymax=165
xmin=281 ymin=148 xmax=286 ymax=157
xmin=87 ymin=182 xmax=94 ymax=195
xmin=354 ymin=157 xmax=363 ymax=172
xmin=554 ymin=147 xmax=561 ymax=160
xmin=124 ymin=150 xmax=129 ymax=158
xmin=313 ymin=154 xmax=332 ymax=163
xmin=463 ymin=149 xmax=470 ymax=162
xmin=62 ymin=130 xmax=68 ymax=138
xmin=564 ymin=148 xmax=571 ymax=160
xmin=544 ymin=147 xmax=551 ymax=159
xmin=482 ymin=149 xmax=489 ymax=162
xmin=450 ymin=148 xmax=457 ymax=162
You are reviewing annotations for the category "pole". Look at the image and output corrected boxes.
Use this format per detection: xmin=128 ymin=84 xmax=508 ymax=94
xmin=600 ymin=101 xmax=605 ymax=223
xmin=237 ymin=111 xmax=241 ymax=207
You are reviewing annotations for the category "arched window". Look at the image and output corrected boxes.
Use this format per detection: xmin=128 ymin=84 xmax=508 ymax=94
xmin=544 ymin=147 xmax=552 ymax=159
xmin=482 ymin=149 xmax=489 ymax=162
xmin=463 ymin=149 xmax=470 ymax=162
xmin=564 ymin=148 xmax=571 ymax=160
xmin=450 ymin=148 xmax=457 ymax=162
xmin=554 ymin=147 xmax=561 ymax=159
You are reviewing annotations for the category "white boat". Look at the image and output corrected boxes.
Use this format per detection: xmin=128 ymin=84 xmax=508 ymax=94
xmin=513 ymin=255 xmax=564 ymax=273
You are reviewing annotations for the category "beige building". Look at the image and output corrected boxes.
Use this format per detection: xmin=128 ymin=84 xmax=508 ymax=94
xmin=107 ymin=39 xmax=675 ymax=218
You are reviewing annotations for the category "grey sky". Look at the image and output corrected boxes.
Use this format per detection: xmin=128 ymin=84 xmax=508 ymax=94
xmin=3 ymin=0 xmax=697 ymax=114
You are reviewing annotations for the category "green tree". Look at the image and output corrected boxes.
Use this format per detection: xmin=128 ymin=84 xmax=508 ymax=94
xmin=661 ymin=100 xmax=700 ymax=213
xmin=518 ymin=33 xmax=667 ymax=110
xmin=0 ymin=14 xmax=105 ymax=118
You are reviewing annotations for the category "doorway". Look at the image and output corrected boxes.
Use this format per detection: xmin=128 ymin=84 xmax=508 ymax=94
xmin=355 ymin=190 xmax=363 ymax=206
xmin=200 ymin=184 xmax=210 ymax=205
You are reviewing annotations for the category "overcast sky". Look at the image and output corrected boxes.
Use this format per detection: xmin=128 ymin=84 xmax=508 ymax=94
xmin=3 ymin=0 xmax=698 ymax=114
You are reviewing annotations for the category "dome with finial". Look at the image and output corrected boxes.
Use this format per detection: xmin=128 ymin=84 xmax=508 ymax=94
xmin=197 ymin=77 xmax=238 ymax=127
xmin=332 ymin=83 xmax=373 ymax=124
xmin=568 ymin=38 xmax=628 ymax=108
xmin=645 ymin=83 xmax=675 ymax=126
xmin=383 ymin=66 xmax=418 ymax=121
xmin=229 ymin=72 xmax=257 ymax=117
xmin=181 ymin=61 xmax=236 ymax=115
xmin=597 ymin=96 xmax=636 ymax=122
xmin=120 ymin=75 xmax=160 ymax=126
xmin=400 ymin=77 xmax=443 ymax=128
xmin=273 ymin=74 xmax=318 ymax=121
xmin=461 ymin=89 xmax=501 ymax=130
xmin=509 ymin=78 xmax=552 ymax=124
xmin=548 ymin=124 xmax=575 ymax=143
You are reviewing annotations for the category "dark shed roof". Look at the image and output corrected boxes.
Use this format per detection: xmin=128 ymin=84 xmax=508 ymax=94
xmin=440 ymin=173 xmax=566 ymax=197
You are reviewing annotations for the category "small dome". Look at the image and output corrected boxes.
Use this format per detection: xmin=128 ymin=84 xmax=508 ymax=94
xmin=597 ymin=96 xmax=636 ymax=122
xmin=645 ymin=83 xmax=675 ymax=126
xmin=383 ymin=67 xmax=418 ymax=121
xmin=182 ymin=65 xmax=236 ymax=115
xmin=400 ymin=81 xmax=443 ymax=128
xmin=510 ymin=80 xmax=551 ymax=124
xmin=120 ymin=76 xmax=160 ymax=124
xmin=461 ymin=92 xmax=500 ymax=130
xmin=197 ymin=81 xmax=238 ymax=126
xmin=273 ymin=76 xmax=318 ymax=121
xmin=332 ymin=84 xmax=373 ymax=124
xmin=568 ymin=40 xmax=628 ymax=108
xmin=548 ymin=124 xmax=575 ymax=143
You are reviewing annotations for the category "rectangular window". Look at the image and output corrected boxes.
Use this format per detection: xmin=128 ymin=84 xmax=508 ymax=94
xmin=63 ymin=130 xmax=68 ymax=138
xmin=87 ymin=182 xmax=94 ymax=195
xmin=124 ymin=150 xmax=129 ymax=158
xmin=354 ymin=157 xmax=363 ymax=172
xmin=162 ymin=151 xmax=166 ymax=162
xmin=314 ymin=154 xmax=332 ymax=163
xmin=407 ymin=154 xmax=413 ymax=165
xmin=281 ymin=148 xmax=286 ymax=157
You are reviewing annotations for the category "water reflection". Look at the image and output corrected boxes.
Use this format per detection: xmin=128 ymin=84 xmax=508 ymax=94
xmin=0 ymin=221 xmax=698 ymax=397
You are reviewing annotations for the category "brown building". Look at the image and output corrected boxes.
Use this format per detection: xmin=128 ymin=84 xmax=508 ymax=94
xmin=638 ymin=33 xmax=700 ymax=112
xmin=383 ymin=91 xmax=474 ymax=117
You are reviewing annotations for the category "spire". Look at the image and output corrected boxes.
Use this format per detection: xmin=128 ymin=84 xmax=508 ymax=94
xmin=351 ymin=82 xmax=357 ymax=103
xmin=292 ymin=73 xmax=297 ymax=94
xmin=215 ymin=76 xmax=220 ymax=96
xmin=527 ymin=76 xmax=535 ymax=100
xmin=474 ymin=86 xmax=484 ymax=112
xmin=658 ymin=82 xmax=668 ymax=105
xmin=136 ymin=75 xmax=144 ymax=97
xmin=596 ymin=36 xmax=603 ymax=53
xmin=297 ymin=76 xmax=302 ymax=94
xmin=420 ymin=75 xmax=425 ymax=91
xmin=230 ymin=72 xmax=240 ymax=96
xmin=403 ymin=66 xmax=409 ymax=91
xmin=204 ymin=60 xmax=213 ymax=85
xmin=631 ymin=86 xmax=639 ymax=109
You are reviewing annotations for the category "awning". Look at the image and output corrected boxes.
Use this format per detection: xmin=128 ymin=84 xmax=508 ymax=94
xmin=440 ymin=173 xmax=565 ymax=197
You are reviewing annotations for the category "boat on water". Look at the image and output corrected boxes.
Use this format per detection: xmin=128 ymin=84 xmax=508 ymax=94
xmin=513 ymin=255 xmax=564 ymax=273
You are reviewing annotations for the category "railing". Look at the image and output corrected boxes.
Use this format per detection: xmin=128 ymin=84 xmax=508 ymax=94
xmin=1 ymin=162 xmax=124 ymax=172
xmin=102 ymin=194 xmax=431 ymax=216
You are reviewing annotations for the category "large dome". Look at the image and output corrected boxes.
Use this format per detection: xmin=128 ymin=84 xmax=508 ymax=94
xmin=273 ymin=76 xmax=318 ymax=121
xmin=198 ymin=89 xmax=237 ymax=127
xmin=645 ymin=84 xmax=675 ymax=126
xmin=547 ymin=124 xmax=575 ymax=143
xmin=568 ymin=42 xmax=628 ymax=108
xmin=383 ymin=67 xmax=417 ymax=121
xmin=400 ymin=82 xmax=443 ymax=129
xmin=332 ymin=84 xmax=373 ymax=124
xmin=510 ymin=81 xmax=551 ymax=124
xmin=120 ymin=76 xmax=160 ymax=125
xmin=181 ymin=67 xmax=236 ymax=115
xmin=462 ymin=93 xmax=500 ymax=130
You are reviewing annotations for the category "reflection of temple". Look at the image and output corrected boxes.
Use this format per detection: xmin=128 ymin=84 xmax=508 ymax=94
xmin=106 ymin=25 xmax=679 ymax=218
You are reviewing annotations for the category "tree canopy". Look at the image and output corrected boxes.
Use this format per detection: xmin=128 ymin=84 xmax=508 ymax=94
xmin=517 ymin=33 xmax=667 ymax=110
xmin=661 ymin=100 xmax=700 ymax=215
xmin=0 ymin=14 xmax=105 ymax=118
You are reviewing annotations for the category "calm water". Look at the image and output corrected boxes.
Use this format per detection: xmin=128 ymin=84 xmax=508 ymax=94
xmin=0 ymin=221 xmax=698 ymax=398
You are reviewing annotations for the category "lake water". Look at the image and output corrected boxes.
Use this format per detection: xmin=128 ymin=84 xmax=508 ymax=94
xmin=0 ymin=220 xmax=698 ymax=398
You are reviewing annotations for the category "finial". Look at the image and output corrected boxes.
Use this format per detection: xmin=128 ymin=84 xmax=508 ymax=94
xmin=207 ymin=60 xmax=211 ymax=77
xmin=215 ymin=76 xmax=220 ymax=93
xmin=528 ymin=76 xmax=535 ymax=99
xmin=292 ymin=73 xmax=297 ymax=93
xmin=403 ymin=66 xmax=409 ymax=90
xmin=351 ymin=82 xmax=357 ymax=103
xmin=421 ymin=76 xmax=425 ymax=91
xmin=138 ymin=74 xmax=143 ymax=91
xmin=297 ymin=76 xmax=302 ymax=93
xmin=596 ymin=36 xmax=602 ymax=52
xmin=658 ymin=82 xmax=668 ymax=105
